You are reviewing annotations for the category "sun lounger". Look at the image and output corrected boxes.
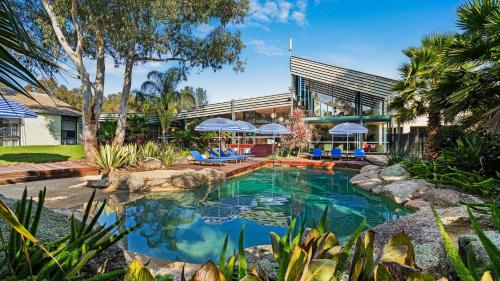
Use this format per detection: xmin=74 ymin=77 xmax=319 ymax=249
xmin=226 ymin=150 xmax=249 ymax=160
xmin=190 ymin=151 xmax=228 ymax=166
xmin=353 ymin=148 xmax=367 ymax=160
xmin=209 ymin=149 xmax=239 ymax=163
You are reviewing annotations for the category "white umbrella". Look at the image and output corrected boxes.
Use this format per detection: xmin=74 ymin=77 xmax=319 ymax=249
xmin=232 ymin=121 xmax=257 ymax=154
xmin=329 ymin=123 xmax=368 ymax=159
xmin=258 ymin=123 xmax=290 ymax=153
xmin=195 ymin=117 xmax=240 ymax=151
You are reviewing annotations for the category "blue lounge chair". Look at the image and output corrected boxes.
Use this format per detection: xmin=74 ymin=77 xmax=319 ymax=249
xmin=209 ymin=149 xmax=239 ymax=163
xmin=331 ymin=148 xmax=342 ymax=159
xmin=190 ymin=151 xmax=228 ymax=166
xmin=226 ymin=150 xmax=249 ymax=160
xmin=354 ymin=148 xmax=367 ymax=160
xmin=311 ymin=148 xmax=322 ymax=159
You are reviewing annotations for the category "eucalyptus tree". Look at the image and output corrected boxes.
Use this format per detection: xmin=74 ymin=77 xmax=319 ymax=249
xmin=390 ymin=34 xmax=451 ymax=159
xmin=109 ymin=0 xmax=248 ymax=146
xmin=136 ymin=68 xmax=198 ymax=143
xmin=15 ymin=0 xmax=248 ymax=159
xmin=433 ymin=0 xmax=500 ymax=130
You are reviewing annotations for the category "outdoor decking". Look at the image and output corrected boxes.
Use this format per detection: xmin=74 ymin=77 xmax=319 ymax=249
xmin=0 ymin=161 xmax=99 ymax=185
xmin=170 ymin=157 xmax=370 ymax=178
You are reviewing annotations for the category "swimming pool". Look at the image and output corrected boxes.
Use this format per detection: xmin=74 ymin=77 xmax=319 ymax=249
xmin=99 ymin=167 xmax=409 ymax=264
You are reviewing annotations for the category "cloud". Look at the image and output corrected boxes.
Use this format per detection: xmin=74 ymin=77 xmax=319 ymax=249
xmin=249 ymin=39 xmax=285 ymax=56
xmin=248 ymin=0 xmax=308 ymax=26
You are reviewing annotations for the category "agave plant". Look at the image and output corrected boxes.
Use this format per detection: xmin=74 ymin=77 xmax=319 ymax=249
xmin=94 ymin=144 xmax=128 ymax=174
xmin=0 ymin=188 xmax=136 ymax=280
xmin=122 ymin=143 xmax=139 ymax=167
xmin=140 ymin=141 xmax=162 ymax=159
xmin=159 ymin=144 xmax=180 ymax=166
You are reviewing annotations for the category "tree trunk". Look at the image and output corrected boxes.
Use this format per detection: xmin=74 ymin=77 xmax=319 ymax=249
xmin=162 ymin=127 xmax=168 ymax=144
xmin=424 ymin=103 xmax=441 ymax=160
xmin=112 ymin=41 xmax=135 ymax=147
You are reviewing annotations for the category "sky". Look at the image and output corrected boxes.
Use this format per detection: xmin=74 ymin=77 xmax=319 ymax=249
xmin=58 ymin=0 xmax=463 ymax=103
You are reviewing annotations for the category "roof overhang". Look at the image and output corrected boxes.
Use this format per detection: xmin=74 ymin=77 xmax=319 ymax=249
xmin=291 ymin=56 xmax=397 ymax=107
xmin=304 ymin=115 xmax=392 ymax=123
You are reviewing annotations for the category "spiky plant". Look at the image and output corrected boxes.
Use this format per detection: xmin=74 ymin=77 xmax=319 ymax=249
xmin=94 ymin=144 xmax=128 ymax=174
xmin=0 ymin=188 xmax=136 ymax=280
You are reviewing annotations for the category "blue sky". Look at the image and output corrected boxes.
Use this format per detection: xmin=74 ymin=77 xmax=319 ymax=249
xmin=61 ymin=0 xmax=463 ymax=103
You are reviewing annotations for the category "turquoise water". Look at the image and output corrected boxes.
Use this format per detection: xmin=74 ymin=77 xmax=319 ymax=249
xmin=99 ymin=167 xmax=409 ymax=264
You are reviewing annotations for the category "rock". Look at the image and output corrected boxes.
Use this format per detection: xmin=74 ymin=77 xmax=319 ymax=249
xmin=405 ymin=199 xmax=431 ymax=210
xmin=379 ymin=164 xmax=409 ymax=183
xmin=350 ymin=174 xmax=368 ymax=184
xmin=146 ymin=177 xmax=172 ymax=187
xmin=422 ymin=188 xmax=461 ymax=207
xmin=199 ymin=168 xmax=225 ymax=183
xmin=123 ymin=176 xmax=145 ymax=191
xmin=371 ymin=209 xmax=450 ymax=278
xmin=81 ymin=243 xmax=128 ymax=278
xmin=245 ymin=245 xmax=278 ymax=281
xmin=355 ymin=180 xmax=381 ymax=192
xmin=139 ymin=157 xmax=163 ymax=170
xmin=172 ymin=172 xmax=207 ymax=189
xmin=86 ymin=175 xmax=110 ymax=188
xmin=371 ymin=185 xmax=384 ymax=195
xmin=380 ymin=179 xmax=433 ymax=204
xmin=458 ymin=231 xmax=500 ymax=271
xmin=360 ymin=164 xmax=381 ymax=173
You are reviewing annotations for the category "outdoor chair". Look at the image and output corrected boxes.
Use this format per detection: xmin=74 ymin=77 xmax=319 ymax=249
xmin=311 ymin=148 xmax=322 ymax=159
xmin=331 ymin=148 xmax=342 ymax=159
xmin=209 ymin=149 xmax=239 ymax=163
xmin=226 ymin=150 xmax=249 ymax=160
xmin=190 ymin=151 xmax=228 ymax=166
xmin=353 ymin=148 xmax=367 ymax=160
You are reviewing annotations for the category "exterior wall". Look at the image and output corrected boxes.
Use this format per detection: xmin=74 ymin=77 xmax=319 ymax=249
xmin=21 ymin=114 xmax=62 ymax=145
xmin=392 ymin=115 xmax=428 ymax=134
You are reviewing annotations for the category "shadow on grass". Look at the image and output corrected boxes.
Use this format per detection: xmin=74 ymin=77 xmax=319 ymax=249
xmin=0 ymin=153 xmax=71 ymax=164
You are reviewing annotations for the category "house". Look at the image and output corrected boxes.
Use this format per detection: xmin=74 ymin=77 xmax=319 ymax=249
xmin=0 ymin=88 xmax=81 ymax=146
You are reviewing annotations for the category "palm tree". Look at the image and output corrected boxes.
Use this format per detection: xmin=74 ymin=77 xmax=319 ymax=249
xmin=0 ymin=0 xmax=53 ymax=98
xmin=390 ymin=34 xmax=451 ymax=159
xmin=136 ymin=68 xmax=197 ymax=143
xmin=433 ymin=0 xmax=500 ymax=130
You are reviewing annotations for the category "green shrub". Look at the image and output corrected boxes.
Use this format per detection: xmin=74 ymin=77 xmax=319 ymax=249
xmin=122 ymin=143 xmax=139 ymax=167
xmin=158 ymin=145 xmax=179 ymax=166
xmin=94 ymin=144 xmax=128 ymax=173
xmin=386 ymin=145 xmax=409 ymax=165
xmin=97 ymin=119 xmax=117 ymax=144
xmin=140 ymin=141 xmax=161 ymax=159
xmin=0 ymin=188 xmax=135 ymax=280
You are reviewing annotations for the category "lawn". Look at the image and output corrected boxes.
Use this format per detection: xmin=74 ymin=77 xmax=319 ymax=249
xmin=0 ymin=145 xmax=86 ymax=165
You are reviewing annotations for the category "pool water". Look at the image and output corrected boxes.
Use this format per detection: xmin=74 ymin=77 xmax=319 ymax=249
xmin=99 ymin=167 xmax=410 ymax=264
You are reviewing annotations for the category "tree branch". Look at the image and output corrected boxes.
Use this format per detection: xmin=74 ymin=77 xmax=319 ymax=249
xmin=41 ymin=0 xmax=77 ymax=61
xmin=71 ymin=0 xmax=83 ymax=56
xmin=134 ymin=56 xmax=190 ymax=63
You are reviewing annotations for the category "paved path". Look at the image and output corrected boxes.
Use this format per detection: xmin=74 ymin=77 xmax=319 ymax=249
xmin=0 ymin=161 xmax=99 ymax=185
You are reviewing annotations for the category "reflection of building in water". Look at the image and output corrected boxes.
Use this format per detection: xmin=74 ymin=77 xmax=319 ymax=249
xmin=200 ymin=195 xmax=257 ymax=224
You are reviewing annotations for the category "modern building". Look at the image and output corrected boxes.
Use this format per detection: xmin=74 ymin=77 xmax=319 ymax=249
xmin=0 ymin=89 xmax=81 ymax=146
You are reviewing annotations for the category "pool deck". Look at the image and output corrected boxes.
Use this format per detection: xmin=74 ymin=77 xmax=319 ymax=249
xmin=0 ymin=161 xmax=99 ymax=185
xmin=170 ymin=156 xmax=371 ymax=178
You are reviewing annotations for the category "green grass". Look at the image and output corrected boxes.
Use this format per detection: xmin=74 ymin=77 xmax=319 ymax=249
xmin=0 ymin=145 xmax=86 ymax=165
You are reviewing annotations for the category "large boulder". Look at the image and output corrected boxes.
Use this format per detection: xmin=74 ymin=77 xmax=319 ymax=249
xmin=123 ymin=175 xmax=145 ymax=191
xmin=360 ymin=164 xmax=381 ymax=174
xmin=171 ymin=168 xmax=225 ymax=189
xmin=139 ymin=157 xmax=163 ymax=170
xmin=379 ymin=163 xmax=409 ymax=183
xmin=244 ymin=245 xmax=278 ymax=281
xmin=371 ymin=209 xmax=450 ymax=278
xmin=86 ymin=175 xmax=110 ymax=188
xmin=422 ymin=188 xmax=461 ymax=207
xmin=380 ymin=179 xmax=433 ymax=204
xmin=350 ymin=171 xmax=383 ymax=192
xmin=199 ymin=168 xmax=225 ymax=184
xmin=458 ymin=231 xmax=500 ymax=272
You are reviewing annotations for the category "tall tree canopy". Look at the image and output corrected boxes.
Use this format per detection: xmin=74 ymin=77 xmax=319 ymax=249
xmin=16 ymin=0 xmax=249 ymax=159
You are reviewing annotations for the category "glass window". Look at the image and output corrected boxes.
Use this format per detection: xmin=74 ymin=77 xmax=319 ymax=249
xmin=0 ymin=118 xmax=21 ymax=146
xmin=61 ymin=116 xmax=78 ymax=145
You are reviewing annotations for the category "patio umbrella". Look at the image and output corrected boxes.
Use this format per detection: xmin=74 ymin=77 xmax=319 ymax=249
xmin=232 ymin=121 xmax=258 ymax=154
xmin=0 ymin=98 xmax=37 ymax=118
xmin=257 ymin=123 xmax=290 ymax=153
xmin=195 ymin=117 xmax=240 ymax=151
xmin=329 ymin=122 xmax=367 ymax=158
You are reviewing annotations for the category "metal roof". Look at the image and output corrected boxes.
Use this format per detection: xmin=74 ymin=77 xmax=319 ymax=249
xmin=290 ymin=56 xmax=397 ymax=106
xmin=175 ymin=93 xmax=292 ymax=120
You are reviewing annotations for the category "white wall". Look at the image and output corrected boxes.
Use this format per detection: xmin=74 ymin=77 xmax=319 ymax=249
xmin=392 ymin=115 xmax=428 ymax=134
xmin=21 ymin=114 xmax=62 ymax=145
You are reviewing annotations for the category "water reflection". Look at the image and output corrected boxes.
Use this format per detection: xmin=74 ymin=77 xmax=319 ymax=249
xmin=99 ymin=167 xmax=409 ymax=264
